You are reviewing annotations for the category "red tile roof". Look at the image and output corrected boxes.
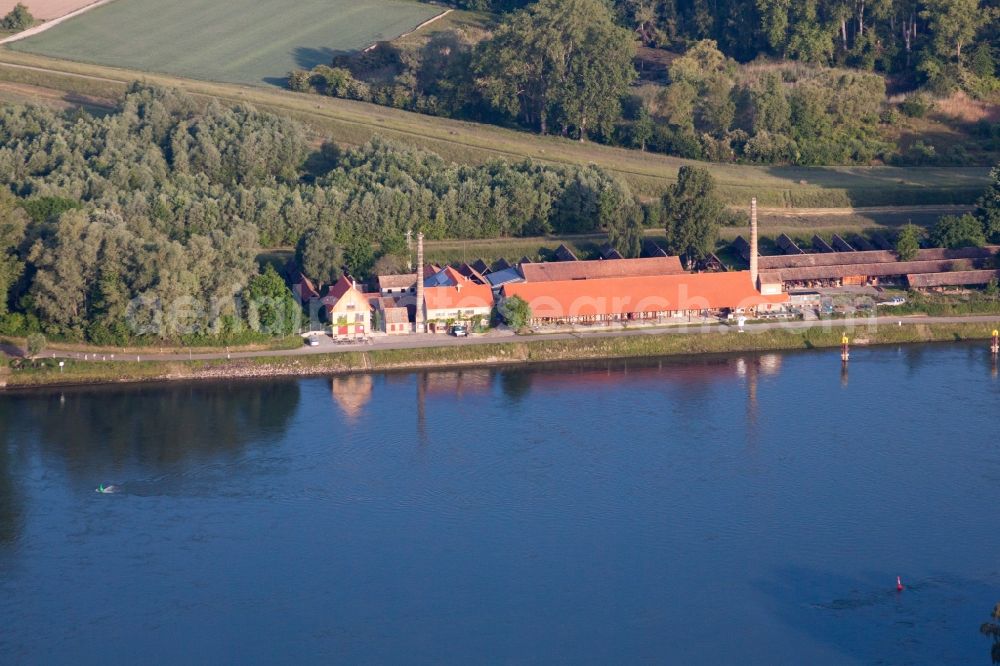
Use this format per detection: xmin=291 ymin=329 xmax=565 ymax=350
xmin=906 ymin=269 xmax=1000 ymax=288
xmin=775 ymin=258 xmax=978 ymax=281
xmin=439 ymin=265 xmax=465 ymax=285
xmin=759 ymin=246 xmax=998 ymax=270
xmin=377 ymin=273 xmax=417 ymax=290
xmin=424 ymin=283 xmax=494 ymax=311
xmin=520 ymin=256 xmax=685 ymax=282
xmin=383 ymin=307 xmax=410 ymax=325
xmin=326 ymin=275 xmax=359 ymax=301
xmin=323 ymin=276 xmax=373 ymax=316
xmin=293 ymin=274 xmax=320 ymax=301
xmin=502 ymin=271 xmax=787 ymax=319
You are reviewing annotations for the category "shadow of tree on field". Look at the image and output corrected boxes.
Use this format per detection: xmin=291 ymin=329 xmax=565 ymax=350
xmin=293 ymin=46 xmax=349 ymax=71
xmin=261 ymin=46 xmax=358 ymax=86
xmin=261 ymin=76 xmax=291 ymax=88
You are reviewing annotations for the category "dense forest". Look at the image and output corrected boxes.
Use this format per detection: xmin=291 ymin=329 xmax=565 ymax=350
xmin=445 ymin=0 xmax=998 ymax=81
xmin=0 ymin=84 xmax=638 ymax=344
xmin=290 ymin=0 xmax=1000 ymax=165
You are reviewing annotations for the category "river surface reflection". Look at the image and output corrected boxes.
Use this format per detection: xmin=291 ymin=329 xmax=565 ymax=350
xmin=1 ymin=344 xmax=999 ymax=663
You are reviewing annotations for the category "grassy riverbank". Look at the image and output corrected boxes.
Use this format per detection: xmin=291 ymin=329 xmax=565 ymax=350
xmin=4 ymin=321 xmax=998 ymax=389
xmin=22 ymin=335 xmax=304 ymax=355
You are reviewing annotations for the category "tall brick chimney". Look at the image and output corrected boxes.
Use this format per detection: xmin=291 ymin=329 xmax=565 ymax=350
xmin=415 ymin=232 xmax=426 ymax=333
xmin=750 ymin=197 xmax=759 ymax=289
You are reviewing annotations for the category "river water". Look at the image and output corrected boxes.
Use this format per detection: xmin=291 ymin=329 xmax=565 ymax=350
xmin=1 ymin=344 xmax=999 ymax=664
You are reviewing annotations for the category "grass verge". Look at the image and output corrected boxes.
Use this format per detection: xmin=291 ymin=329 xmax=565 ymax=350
xmin=0 ymin=334 xmax=305 ymax=356
xmin=4 ymin=321 xmax=998 ymax=388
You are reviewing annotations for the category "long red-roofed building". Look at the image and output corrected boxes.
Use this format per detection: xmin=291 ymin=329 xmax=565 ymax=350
xmin=520 ymin=256 xmax=684 ymax=282
xmin=501 ymin=271 xmax=787 ymax=325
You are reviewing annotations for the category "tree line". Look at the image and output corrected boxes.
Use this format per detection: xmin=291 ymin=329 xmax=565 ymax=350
xmin=436 ymin=0 xmax=999 ymax=90
xmin=0 ymin=84 xmax=637 ymax=344
xmin=615 ymin=0 xmax=999 ymax=93
xmin=290 ymin=0 xmax=1000 ymax=165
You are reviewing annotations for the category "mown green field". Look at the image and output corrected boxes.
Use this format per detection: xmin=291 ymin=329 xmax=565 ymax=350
xmin=10 ymin=0 xmax=442 ymax=85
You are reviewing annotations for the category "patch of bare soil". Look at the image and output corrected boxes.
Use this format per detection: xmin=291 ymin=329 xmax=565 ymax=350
xmin=0 ymin=0 xmax=98 ymax=21
xmin=932 ymin=91 xmax=1000 ymax=124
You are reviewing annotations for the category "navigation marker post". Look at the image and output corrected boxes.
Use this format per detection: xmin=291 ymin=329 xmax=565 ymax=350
xmin=992 ymin=330 xmax=998 ymax=355
xmin=841 ymin=334 xmax=849 ymax=363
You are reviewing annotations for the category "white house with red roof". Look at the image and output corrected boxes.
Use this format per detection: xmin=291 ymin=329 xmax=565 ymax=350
xmin=322 ymin=275 xmax=372 ymax=336
xmin=423 ymin=278 xmax=494 ymax=332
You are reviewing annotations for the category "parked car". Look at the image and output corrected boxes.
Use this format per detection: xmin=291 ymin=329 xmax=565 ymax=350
xmin=450 ymin=324 xmax=468 ymax=337
xmin=884 ymin=296 xmax=906 ymax=306
xmin=306 ymin=335 xmax=320 ymax=347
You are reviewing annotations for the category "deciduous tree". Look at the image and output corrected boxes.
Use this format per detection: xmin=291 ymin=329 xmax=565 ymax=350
xmin=25 ymin=332 xmax=44 ymax=359
xmin=931 ymin=213 xmax=986 ymax=248
xmin=920 ymin=0 xmax=989 ymax=61
xmin=474 ymin=0 xmax=635 ymax=138
xmin=243 ymin=265 xmax=299 ymax=336
xmin=976 ymin=166 xmax=1000 ymax=242
xmin=296 ymin=225 xmax=342 ymax=287
xmin=895 ymin=223 xmax=923 ymax=260
xmin=499 ymin=294 xmax=531 ymax=329
xmin=0 ymin=3 xmax=33 ymax=32
xmin=662 ymin=166 xmax=724 ymax=262
xmin=0 ymin=190 xmax=26 ymax=317
xmin=604 ymin=188 xmax=645 ymax=259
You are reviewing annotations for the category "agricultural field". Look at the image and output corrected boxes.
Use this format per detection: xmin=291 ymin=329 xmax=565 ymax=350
xmin=9 ymin=0 xmax=443 ymax=85
xmin=0 ymin=0 xmax=94 ymax=21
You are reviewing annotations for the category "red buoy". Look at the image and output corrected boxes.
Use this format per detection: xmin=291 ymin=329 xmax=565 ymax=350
xmin=896 ymin=576 xmax=904 ymax=592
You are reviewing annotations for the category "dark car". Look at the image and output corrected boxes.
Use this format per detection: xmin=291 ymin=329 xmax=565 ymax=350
xmin=450 ymin=324 xmax=468 ymax=337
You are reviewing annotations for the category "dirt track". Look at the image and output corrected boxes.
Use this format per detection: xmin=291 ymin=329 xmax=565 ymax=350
xmin=754 ymin=204 xmax=972 ymax=217
xmin=0 ymin=79 xmax=113 ymax=107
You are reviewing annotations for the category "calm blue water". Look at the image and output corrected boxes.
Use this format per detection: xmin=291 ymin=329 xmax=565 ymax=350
xmin=2 ymin=344 xmax=999 ymax=664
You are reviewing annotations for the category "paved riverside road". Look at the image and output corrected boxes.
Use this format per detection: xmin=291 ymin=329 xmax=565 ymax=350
xmin=24 ymin=314 xmax=1000 ymax=364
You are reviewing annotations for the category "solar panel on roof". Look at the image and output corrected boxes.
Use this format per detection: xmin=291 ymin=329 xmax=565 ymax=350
xmin=776 ymin=234 xmax=805 ymax=255
xmin=831 ymin=234 xmax=855 ymax=252
xmin=731 ymin=236 xmax=751 ymax=261
xmin=849 ymin=235 xmax=877 ymax=251
xmin=554 ymin=244 xmax=579 ymax=261
xmin=642 ymin=239 xmax=668 ymax=258
xmin=870 ymin=233 xmax=894 ymax=251
xmin=812 ymin=235 xmax=835 ymax=253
